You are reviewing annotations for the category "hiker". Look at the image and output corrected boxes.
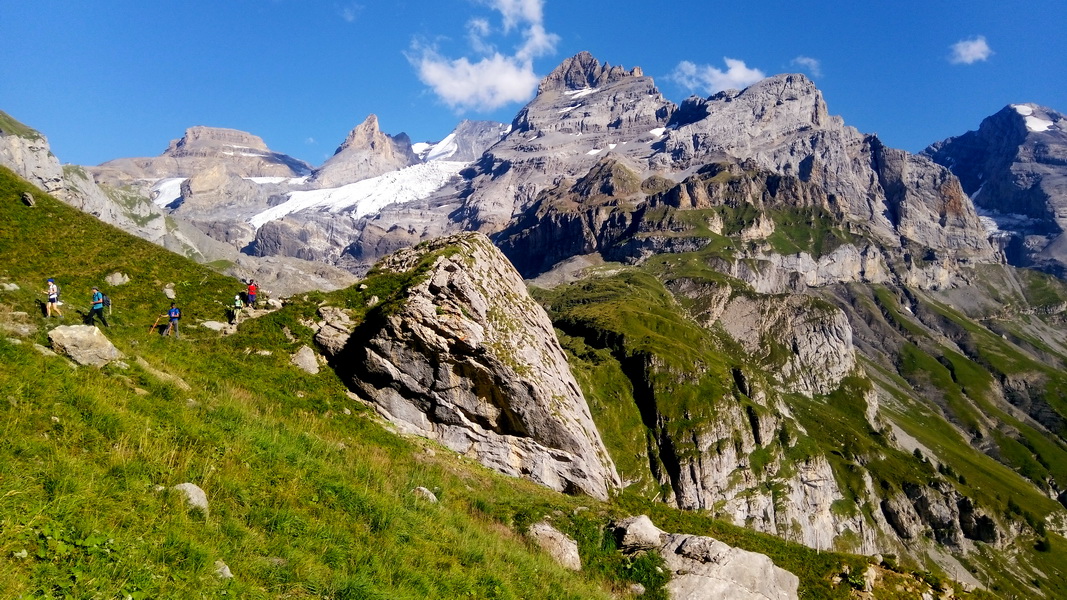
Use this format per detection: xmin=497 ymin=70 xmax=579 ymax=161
xmin=88 ymin=286 xmax=109 ymax=327
xmin=42 ymin=278 xmax=63 ymax=318
xmin=229 ymin=294 xmax=243 ymax=324
xmin=247 ymin=280 xmax=258 ymax=308
xmin=163 ymin=302 xmax=181 ymax=338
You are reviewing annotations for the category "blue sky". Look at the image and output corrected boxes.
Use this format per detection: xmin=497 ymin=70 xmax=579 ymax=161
xmin=1 ymin=0 xmax=1064 ymax=167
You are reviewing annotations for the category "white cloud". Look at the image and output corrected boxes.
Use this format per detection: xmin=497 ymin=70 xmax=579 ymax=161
xmin=411 ymin=0 xmax=558 ymax=111
xmin=413 ymin=49 xmax=541 ymax=111
xmin=791 ymin=56 xmax=822 ymax=78
xmin=950 ymin=36 xmax=993 ymax=64
xmin=337 ymin=3 xmax=362 ymax=23
xmin=670 ymin=58 xmax=766 ymax=94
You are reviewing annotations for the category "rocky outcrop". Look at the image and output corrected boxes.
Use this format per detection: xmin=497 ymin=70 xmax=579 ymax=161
xmin=613 ymin=515 xmax=800 ymax=600
xmin=318 ymin=233 xmax=620 ymax=500
xmin=0 ymin=113 xmax=64 ymax=194
xmin=310 ymin=115 xmax=420 ymax=188
xmin=416 ymin=120 xmax=510 ymax=162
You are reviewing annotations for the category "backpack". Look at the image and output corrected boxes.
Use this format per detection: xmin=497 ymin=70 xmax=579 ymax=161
xmin=102 ymin=294 xmax=111 ymax=308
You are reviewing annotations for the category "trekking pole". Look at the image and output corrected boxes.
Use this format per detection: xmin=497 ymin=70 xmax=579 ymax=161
xmin=148 ymin=313 xmax=163 ymax=336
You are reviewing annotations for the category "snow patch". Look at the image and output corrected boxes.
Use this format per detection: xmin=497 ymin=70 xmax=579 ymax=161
xmin=586 ymin=149 xmax=603 ymax=156
xmin=247 ymin=161 xmax=466 ymax=229
xmin=558 ymin=105 xmax=580 ymax=114
xmin=150 ymin=178 xmax=186 ymax=208
xmin=412 ymin=142 xmax=432 ymax=159
xmin=649 ymin=127 xmax=666 ymax=137
xmin=246 ymin=177 xmax=288 ymax=184
xmin=1025 ymin=116 xmax=1053 ymax=132
xmin=564 ymin=88 xmax=597 ymax=99
xmin=424 ymin=133 xmax=458 ymax=162
xmin=1012 ymin=104 xmax=1034 ymax=117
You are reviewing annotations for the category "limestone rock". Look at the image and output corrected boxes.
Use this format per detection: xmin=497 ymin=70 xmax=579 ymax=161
xmin=172 ymin=482 xmax=209 ymax=516
xmin=614 ymin=515 xmax=799 ymax=600
xmin=528 ymin=521 xmax=581 ymax=571
xmin=320 ymin=233 xmax=620 ymax=500
xmin=612 ymin=515 xmax=665 ymax=550
xmin=95 ymin=126 xmax=311 ymax=181
xmin=290 ymin=345 xmax=320 ymax=375
xmin=48 ymin=325 xmax=123 ymax=367
xmin=213 ymin=560 xmax=233 ymax=579
xmin=104 ymin=272 xmax=130 ymax=286
xmin=411 ymin=486 xmax=438 ymax=503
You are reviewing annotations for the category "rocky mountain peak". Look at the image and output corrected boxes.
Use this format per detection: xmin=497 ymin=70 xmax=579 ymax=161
xmin=537 ymin=51 xmax=644 ymax=94
xmin=924 ymin=102 xmax=1067 ymax=274
xmin=336 ymin=114 xmax=390 ymax=154
xmin=311 ymin=114 xmax=419 ymax=188
xmin=165 ymin=126 xmax=271 ymax=157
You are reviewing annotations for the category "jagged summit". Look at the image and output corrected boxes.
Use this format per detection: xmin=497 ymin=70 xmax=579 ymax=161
xmin=310 ymin=114 xmax=420 ymax=188
xmin=332 ymin=114 xmax=412 ymax=155
xmin=537 ymin=51 xmax=644 ymax=94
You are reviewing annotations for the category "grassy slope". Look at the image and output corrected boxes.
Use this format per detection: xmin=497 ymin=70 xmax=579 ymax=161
xmin=535 ymin=258 xmax=1067 ymax=598
xmin=0 ymin=168 xmax=637 ymax=599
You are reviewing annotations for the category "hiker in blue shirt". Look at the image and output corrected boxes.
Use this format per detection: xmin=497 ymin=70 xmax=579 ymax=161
xmin=88 ymin=286 xmax=109 ymax=327
xmin=163 ymin=302 xmax=181 ymax=338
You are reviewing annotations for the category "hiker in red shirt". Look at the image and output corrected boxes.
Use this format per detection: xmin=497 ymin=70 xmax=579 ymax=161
xmin=247 ymin=280 xmax=258 ymax=308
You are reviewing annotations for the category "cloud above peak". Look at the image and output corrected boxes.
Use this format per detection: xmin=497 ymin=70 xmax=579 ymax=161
xmin=950 ymin=36 xmax=993 ymax=64
xmin=791 ymin=56 xmax=822 ymax=78
xmin=411 ymin=0 xmax=559 ymax=112
xmin=670 ymin=58 xmax=766 ymax=94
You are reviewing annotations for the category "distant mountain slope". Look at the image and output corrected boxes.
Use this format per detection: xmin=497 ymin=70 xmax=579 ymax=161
xmin=924 ymin=103 xmax=1067 ymax=275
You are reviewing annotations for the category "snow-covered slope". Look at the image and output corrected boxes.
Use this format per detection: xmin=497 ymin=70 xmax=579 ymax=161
xmin=248 ymin=161 xmax=467 ymax=228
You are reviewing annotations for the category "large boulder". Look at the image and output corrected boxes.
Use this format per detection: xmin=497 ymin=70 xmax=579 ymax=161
xmin=319 ymin=232 xmax=620 ymax=500
xmin=614 ymin=515 xmax=799 ymax=600
xmin=47 ymin=325 xmax=123 ymax=367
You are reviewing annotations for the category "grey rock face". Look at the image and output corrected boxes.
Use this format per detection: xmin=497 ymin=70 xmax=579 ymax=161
xmin=417 ymin=119 xmax=510 ymax=162
xmin=318 ymin=233 xmax=620 ymax=500
xmin=0 ymin=121 xmax=63 ymax=194
xmin=925 ymin=103 xmax=1067 ymax=275
xmin=310 ymin=114 xmax=420 ymax=188
xmin=614 ymin=515 xmax=799 ymax=600
xmin=47 ymin=325 xmax=124 ymax=367
xmin=659 ymin=74 xmax=994 ymax=264
xmin=290 ymin=345 xmax=320 ymax=374
xmin=455 ymin=52 xmax=673 ymax=233
xmin=527 ymin=521 xmax=581 ymax=570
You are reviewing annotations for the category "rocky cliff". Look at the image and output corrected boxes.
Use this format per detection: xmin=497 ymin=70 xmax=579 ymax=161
xmin=315 ymin=233 xmax=620 ymax=500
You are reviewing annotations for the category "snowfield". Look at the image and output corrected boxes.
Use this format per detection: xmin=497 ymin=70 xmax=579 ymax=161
xmin=247 ymin=161 xmax=467 ymax=229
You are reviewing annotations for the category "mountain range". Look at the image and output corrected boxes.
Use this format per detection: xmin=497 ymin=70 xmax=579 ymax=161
xmin=3 ymin=51 xmax=1067 ymax=598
